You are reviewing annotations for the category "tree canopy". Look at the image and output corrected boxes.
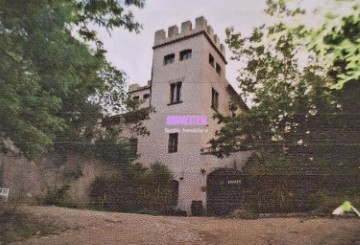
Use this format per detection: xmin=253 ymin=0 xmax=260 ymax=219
xmin=210 ymin=0 xmax=359 ymax=158
xmin=300 ymin=1 xmax=359 ymax=89
xmin=266 ymin=0 xmax=359 ymax=89
xmin=209 ymin=1 xmax=360 ymax=213
xmin=0 ymin=0 xmax=150 ymax=159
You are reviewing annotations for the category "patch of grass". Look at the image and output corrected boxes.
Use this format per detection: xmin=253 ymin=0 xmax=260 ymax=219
xmin=0 ymin=204 xmax=60 ymax=244
xmin=310 ymin=190 xmax=360 ymax=215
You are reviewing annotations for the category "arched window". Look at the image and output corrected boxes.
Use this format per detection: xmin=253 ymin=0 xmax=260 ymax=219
xmin=209 ymin=54 xmax=215 ymax=67
xmin=216 ymin=63 xmax=221 ymax=75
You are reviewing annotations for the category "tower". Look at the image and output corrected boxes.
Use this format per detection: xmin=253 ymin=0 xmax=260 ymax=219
xmin=129 ymin=17 xmax=250 ymax=214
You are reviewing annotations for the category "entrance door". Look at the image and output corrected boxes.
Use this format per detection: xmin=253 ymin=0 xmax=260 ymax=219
xmin=207 ymin=169 xmax=242 ymax=216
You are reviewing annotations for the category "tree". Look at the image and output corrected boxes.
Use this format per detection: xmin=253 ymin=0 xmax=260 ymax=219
xmin=262 ymin=0 xmax=360 ymax=157
xmin=209 ymin=2 xmax=336 ymax=156
xmin=0 ymin=0 xmax=150 ymax=159
xmin=210 ymin=0 xmax=360 ymax=214
xmin=264 ymin=0 xmax=359 ymax=89
xmin=300 ymin=1 xmax=359 ymax=89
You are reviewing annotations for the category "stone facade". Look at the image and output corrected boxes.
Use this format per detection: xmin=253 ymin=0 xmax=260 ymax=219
xmin=128 ymin=17 xmax=251 ymax=214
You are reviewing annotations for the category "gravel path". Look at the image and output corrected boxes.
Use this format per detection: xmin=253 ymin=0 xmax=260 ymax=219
xmin=10 ymin=206 xmax=360 ymax=245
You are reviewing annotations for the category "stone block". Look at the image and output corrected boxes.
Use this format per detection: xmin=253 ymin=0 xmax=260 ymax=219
xmin=154 ymin=29 xmax=166 ymax=45
xmin=181 ymin=21 xmax=192 ymax=33
xmin=195 ymin=16 xmax=207 ymax=31
xmin=168 ymin=25 xmax=179 ymax=38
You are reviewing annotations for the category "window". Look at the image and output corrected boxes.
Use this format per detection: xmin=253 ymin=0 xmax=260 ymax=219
xmin=143 ymin=94 xmax=150 ymax=99
xmin=180 ymin=49 xmax=192 ymax=61
xmin=216 ymin=63 xmax=221 ymax=75
xmin=211 ymin=88 xmax=219 ymax=110
xmin=170 ymin=82 xmax=182 ymax=104
xmin=168 ymin=133 xmax=178 ymax=153
xmin=209 ymin=54 xmax=214 ymax=67
xmin=164 ymin=54 xmax=175 ymax=65
xmin=133 ymin=96 xmax=139 ymax=101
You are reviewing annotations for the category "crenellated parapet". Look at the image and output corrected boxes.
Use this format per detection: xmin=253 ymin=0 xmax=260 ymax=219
xmin=128 ymin=83 xmax=140 ymax=92
xmin=153 ymin=16 xmax=226 ymax=59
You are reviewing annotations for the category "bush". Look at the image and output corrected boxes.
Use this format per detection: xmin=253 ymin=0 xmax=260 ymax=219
xmin=89 ymin=173 xmax=134 ymax=212
xmin=42 ymin=184 xmax=78 ymax=208
xmin=242 ymin=149 xmax=295 ymax=213
xmin=309 ymin=189 xmax=360 ymax=215
xmin=0 ymin=204 xmax=59 ymax=244
xmin=89 ymin=162 xmax=177 ymax=214
xmin=241 ymin=149 xmax=360 ymax=215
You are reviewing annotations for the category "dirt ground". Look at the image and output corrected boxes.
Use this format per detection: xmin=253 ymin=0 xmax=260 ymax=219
xmin=9 ymin=206 xmax=360 ymax=245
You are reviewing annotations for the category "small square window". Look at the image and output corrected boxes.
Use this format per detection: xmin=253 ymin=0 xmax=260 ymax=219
xmin=168 ymin=133 xmax=178 ymax=153
xmin=170 ymin=82 xmax=182 ymax=104
xmin=164 ymin=54 xmax=175 ymax=65
xmin=211 ymin=88 xmax=219 ymax=110
xmin=143 ymin=94 xmax=150 ymax=99
xmin=209 ymin=54 xmax=214 ymax=67
xmin=133 ymin=96 xmax=139 ymax=101
xmin=180 ymin=49 xmax=192 ymax=61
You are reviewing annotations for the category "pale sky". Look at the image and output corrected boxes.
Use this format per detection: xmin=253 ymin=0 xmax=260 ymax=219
xmin=99 ymin=0 xmax=267 ymax=89
xmin=98 ymin=0 xmax=348 ymax=90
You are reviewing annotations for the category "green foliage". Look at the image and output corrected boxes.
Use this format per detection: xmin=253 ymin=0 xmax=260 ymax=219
xmin=0 ymin=204 xmax=60 ymax=244
xmin=0 ymin=0 xmax=147 ymax=159
xmin=211 ymin=1 xmax=360 ymax=215
xmin=89 ymin=162 xmax=176 ymax=213
xmin=42 ymin=184 xmax=78 ymax=208
xmin=309 ymin=189 xmax=360 ymax=215
xmin=211 ymin=3 xmax=337 ymax=156
xmin=242 ymin=150 xmax=296 ymax=213
xmin=304 ymin=2 xmax=360 ymax=89
xmin=52 ymin=97 xmax=154 ymax=165
xmin=141 ymin=163 xmax=175 ymax=211
xmin=266 ymin=0 xmax=359 ymax=89
xmin=89 ymin=173 xmax=129 ymax=211
xmin=239 ymin=149 xmax=360 ymax=214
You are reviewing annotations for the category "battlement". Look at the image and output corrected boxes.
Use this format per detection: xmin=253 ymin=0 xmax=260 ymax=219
xmin=128 ymin=82 xmax=150 ymax=93
xmin=154 ymin=16 xmax=226 ymax=59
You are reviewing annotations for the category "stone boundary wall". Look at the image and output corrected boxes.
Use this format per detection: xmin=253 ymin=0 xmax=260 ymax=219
xmin=0 ymin=154 xmax=116 ymax=205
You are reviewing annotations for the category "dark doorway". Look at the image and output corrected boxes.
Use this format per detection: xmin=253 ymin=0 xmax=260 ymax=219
xmin=207 ymin=169 xmax=242 ymax=216
xmin=167 ymin=180 xmax=179 ymax=208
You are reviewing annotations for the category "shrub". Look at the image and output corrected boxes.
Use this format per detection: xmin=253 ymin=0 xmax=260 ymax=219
xmin=0 ymin=204 xmax=59 ymax=243
xmin=89 ymin=173 xmax=135 ymax=212
xmin=242 ymin=149 xmax=295 ymax=213
xmin=89 ymin=162 xmax=176 ymax=214
xmin=241 ymin=149 xmax=360 ymax=214
xmin=309 ymin=189 xmax=360 ymax=215
xmin=42 ymin=184 xmax=78 ymax=208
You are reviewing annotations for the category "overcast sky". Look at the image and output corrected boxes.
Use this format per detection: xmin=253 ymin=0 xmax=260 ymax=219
xmin=98 ymin=0 xmax=347 ymax=90
xmin=98 ymin=0 xmax=267 ymax=89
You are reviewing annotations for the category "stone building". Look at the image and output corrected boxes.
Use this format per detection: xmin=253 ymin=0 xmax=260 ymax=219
xmin=128 ymin=17 xmax=252 ymax=215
